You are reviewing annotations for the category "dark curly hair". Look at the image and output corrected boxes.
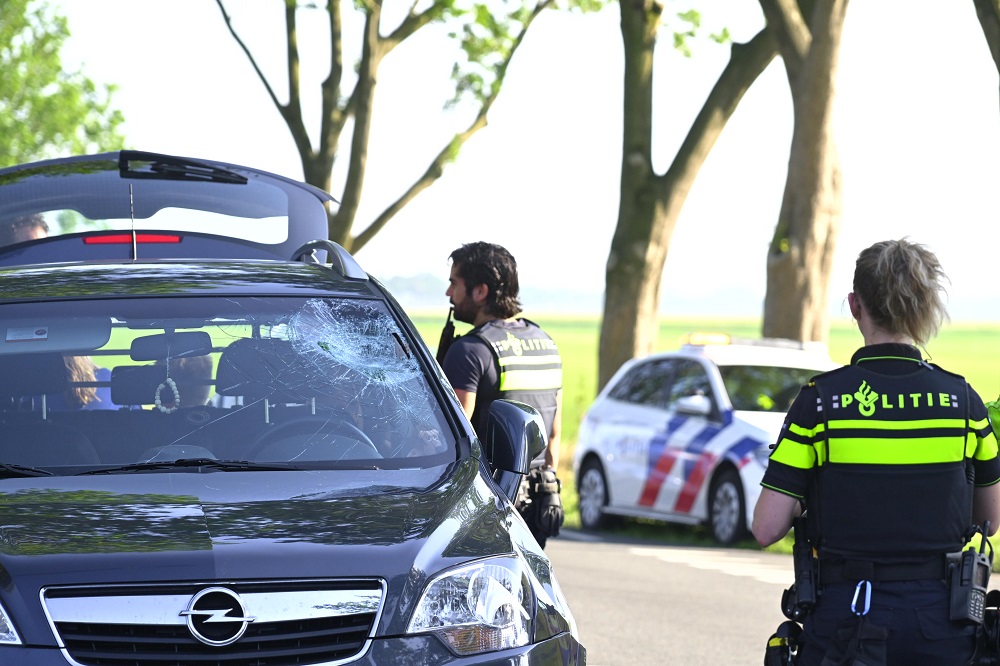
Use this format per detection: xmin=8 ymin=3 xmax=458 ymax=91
xmin=0 ymin=214 xmax=48 ymax=246
xmin=449 ymin=242 xmax=522 ymax=319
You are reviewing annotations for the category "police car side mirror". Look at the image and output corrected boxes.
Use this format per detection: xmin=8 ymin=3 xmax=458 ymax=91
xmin=484 ymin=399 xmax=548 ymax=502
xmin=675 ymin=394 xmax=712 ymax=417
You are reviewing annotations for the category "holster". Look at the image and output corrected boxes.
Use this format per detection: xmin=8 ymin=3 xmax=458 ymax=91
xmin=783 ymin=516 xmax=817 ymax=621
xmin=764 ymin=621 xmax=802 ymax=666
xmin=975 ymin=590 xmax=1000 ymax=664
xmin=518 ymin=467 xmax=564 ymax=540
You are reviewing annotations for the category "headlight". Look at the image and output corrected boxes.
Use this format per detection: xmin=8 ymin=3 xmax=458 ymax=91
xmin=0 ymin=602 xmax=20 ymax=644
xmin=407 ymin=555 xmax=533 ymax=656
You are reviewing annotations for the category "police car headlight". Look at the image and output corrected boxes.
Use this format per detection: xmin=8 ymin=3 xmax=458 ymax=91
xmin=0 ymin=602 xmax=21 ymax=644
xmin=407 ymin=555 xmax=533 ymax=655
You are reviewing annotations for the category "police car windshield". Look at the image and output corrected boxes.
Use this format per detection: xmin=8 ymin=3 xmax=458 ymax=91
xmin=719 ymin=365 xmax=818 ymax=413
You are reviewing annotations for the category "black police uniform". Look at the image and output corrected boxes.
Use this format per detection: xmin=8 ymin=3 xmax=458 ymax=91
xmin=762 ymin=343 xmax=1000 ymax=665
xmin=442 ymin=319 xmax=563 ymax=545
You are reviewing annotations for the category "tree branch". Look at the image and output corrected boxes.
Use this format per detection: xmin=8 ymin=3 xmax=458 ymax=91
xmin=336 ymin=3 xmax=382 ymax=228
xmin=215 ymin=0 xmax=313 ymax=159
xmin=658 ymin=28 xmax=777 ymax=195
xmin=974 ymin=0 xmax=1000 ymax=73
xmin=214 ymin=1 xmax=285 ymax=115
xmin=350 ymin=0 xmax=550 ymax=251
xmin=757 ymin=0 xmax=811 ymax=81
xmin=319 ymin=0 xmax=347 ymax=168
xmin=383 ymin=5 xmax=439 ymax=53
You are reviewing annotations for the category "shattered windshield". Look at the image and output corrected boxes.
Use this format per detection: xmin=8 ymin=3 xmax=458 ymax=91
xmin=0 ymin=297 xmax=453 ymax=473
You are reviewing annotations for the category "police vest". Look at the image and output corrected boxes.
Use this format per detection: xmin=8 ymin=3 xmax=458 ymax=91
xmin=808 ymin=362 xmax=973 ymax=560
xmin=472 ymin=320 xmax=562 ymax=452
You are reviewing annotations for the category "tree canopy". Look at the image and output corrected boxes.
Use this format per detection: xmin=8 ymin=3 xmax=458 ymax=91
xmin=216 ymin=0 xmax=599 ymax=253
xmin=0 ymin=0 xmax=125 ymax=169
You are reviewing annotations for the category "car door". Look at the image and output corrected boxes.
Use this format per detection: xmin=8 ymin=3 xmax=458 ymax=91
xmin=598 ymin=357 xmax=677 ymax=509
xmin=635 ymin=358 xmax=719 ymax=520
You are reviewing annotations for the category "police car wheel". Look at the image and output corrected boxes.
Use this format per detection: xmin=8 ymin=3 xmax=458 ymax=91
xmin=577 ymin=458 xmax=610 ymax=531
xmin=708 ymin=467 xmax=747 ymax=545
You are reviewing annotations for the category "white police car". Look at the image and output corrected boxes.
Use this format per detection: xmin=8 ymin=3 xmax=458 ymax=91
xmin=573 ymin=334 xmax=837 ymax=544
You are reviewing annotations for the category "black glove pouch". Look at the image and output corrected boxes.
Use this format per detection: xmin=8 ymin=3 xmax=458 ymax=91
xmin=819 ymin=616 xmax=888 ymax=666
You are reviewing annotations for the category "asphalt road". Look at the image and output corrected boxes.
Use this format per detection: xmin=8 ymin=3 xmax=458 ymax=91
xmin=544 ymin=530 xmax=793 ymax=665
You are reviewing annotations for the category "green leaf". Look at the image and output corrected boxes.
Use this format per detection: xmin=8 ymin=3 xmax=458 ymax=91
xmin=0 ymin=0 xmax=126 ymax=168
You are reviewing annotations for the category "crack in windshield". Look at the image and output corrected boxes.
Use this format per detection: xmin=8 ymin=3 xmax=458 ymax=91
xmin=0 ymin=297 xmax=452 ymax=474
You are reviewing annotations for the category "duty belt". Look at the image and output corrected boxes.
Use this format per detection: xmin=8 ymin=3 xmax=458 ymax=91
xmin=820 ymin=557 xmax=946 ymax=585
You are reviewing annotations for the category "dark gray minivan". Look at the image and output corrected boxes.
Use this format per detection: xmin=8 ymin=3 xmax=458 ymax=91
xmin=0 ymin=151 xmax=585 ymax=665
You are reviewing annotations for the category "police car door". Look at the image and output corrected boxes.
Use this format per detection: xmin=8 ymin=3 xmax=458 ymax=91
xmin=600 ymin=357 xmax=678 ymax=509
xmin=635 ymin=358 xmax=717 ymax=520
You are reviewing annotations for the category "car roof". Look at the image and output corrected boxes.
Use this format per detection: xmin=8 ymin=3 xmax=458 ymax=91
xmin=0 ymin=151 xmax=347 ymax=268
xmin=636 ymin=333 xmax=837 ymax=372
xmin=0 ymin=260 xmax=376 ymax=304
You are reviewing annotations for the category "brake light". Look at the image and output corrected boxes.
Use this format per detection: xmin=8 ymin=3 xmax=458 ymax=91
xmin=83 ymin=234 xmax=182 ymax=245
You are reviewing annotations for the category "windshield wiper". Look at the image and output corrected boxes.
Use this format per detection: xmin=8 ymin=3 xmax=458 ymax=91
xmin=0 ymin=462 xmax=55 ymax=478
xmin=78 ymin=458 xmax=298 ymax=475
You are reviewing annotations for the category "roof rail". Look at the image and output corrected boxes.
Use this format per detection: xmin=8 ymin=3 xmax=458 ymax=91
xmin=291 ymin=239 xmax=368 ymax=280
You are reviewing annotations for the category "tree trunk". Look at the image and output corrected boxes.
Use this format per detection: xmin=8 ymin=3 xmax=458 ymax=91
xmin=760 ymin=0 xmax=848 ymax=343
xmin=598 ymin=0 xmax=661 ymax=391
xmin=598 ymin=11 xmax=777 ymax=391
xmin=973 ymin=0 xmax=1000 ymax=109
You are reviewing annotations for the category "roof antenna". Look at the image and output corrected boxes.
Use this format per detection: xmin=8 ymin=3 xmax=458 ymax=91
xmin=128 ymin=183 xmax=138 ymax=261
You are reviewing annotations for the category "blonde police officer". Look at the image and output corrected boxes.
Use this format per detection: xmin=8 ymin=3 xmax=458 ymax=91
xmin=753 ymin=238 xmax=1000 ymax=665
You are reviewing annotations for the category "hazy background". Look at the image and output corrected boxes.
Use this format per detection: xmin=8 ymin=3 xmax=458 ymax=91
xmin=54 ymin=1 xmax=1000 ymax=321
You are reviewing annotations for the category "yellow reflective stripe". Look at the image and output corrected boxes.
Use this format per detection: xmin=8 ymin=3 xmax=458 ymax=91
xmin=498 ymin=368 xmax=563 ymax=391
xmin=497 ymin=354 xmax=561 ymax=367
xmin=827 ymin=417 xmax=967 ymax=431
xmin=828 ymin=437 xmax=966 ymax=464
xmin=789 ymin=422 xmax=826 ymax=438
xmin=974 ymin=429 xmax=1000 ymax=461
xmin=770 ymin=439 xmax=816 ymax=470
xmin=815 ymin=440 xmax=828 ymax=465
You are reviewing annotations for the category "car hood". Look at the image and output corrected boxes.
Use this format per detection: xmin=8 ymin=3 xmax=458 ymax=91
xmin=0 ymin=459 xmax=527 ymax=631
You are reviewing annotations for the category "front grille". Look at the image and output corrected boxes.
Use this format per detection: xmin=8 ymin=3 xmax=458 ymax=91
xmin=57 ymin=613 xmax=374 ymax=666
xmin=43 ymin=580 xmax=385 ymax=666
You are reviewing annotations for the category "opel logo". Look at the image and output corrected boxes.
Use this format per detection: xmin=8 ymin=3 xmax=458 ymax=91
xmin=179 ymin=587 xmax=256 ymax=646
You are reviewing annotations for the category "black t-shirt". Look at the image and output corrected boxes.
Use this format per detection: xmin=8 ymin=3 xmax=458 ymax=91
xmin=441 ymin=323 xmax=507 ymax=439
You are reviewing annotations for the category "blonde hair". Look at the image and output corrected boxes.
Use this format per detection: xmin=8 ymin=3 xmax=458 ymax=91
xmin=852 ymin=238 xmax=949 ymax=346
xmin=63 ymin=356 xmax=99 ymax=408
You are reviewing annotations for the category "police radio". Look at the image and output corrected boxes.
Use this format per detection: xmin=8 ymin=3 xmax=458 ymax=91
xmin=949 ymin=521 xmax=993 ymax=625
xmin=436 ymin=307 xmax=456 ymax=366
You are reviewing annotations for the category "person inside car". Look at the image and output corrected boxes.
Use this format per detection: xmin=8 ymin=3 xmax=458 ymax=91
xmin=154 ymin=354 xmax=214 ymax=411
xmin=0 ymin=214 xmax=49 ymax=246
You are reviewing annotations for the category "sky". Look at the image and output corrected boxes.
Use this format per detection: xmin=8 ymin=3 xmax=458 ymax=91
xmin=51 ymin=1 xmax=1000 ymax=321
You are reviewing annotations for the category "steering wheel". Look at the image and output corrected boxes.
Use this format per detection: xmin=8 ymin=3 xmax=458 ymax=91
xmin=246 ymin=416 xmax=382 ymax=461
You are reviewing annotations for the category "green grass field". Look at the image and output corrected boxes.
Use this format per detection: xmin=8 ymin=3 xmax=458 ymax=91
xmin=407 ymin=311 xmax=1000 ymax=547
xmin=408 ymin=311 xmax=1000 ymax=454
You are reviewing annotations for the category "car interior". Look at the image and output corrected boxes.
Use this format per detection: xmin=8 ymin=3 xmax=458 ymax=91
xmin=0 ymin=298 xmax=453 ymax=473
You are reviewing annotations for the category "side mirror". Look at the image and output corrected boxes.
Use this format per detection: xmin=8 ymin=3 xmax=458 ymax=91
xmin=484 ymin=399 xmax=547 ymax=502
xmin=675 ymin=394 xmax=712 ymax=417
